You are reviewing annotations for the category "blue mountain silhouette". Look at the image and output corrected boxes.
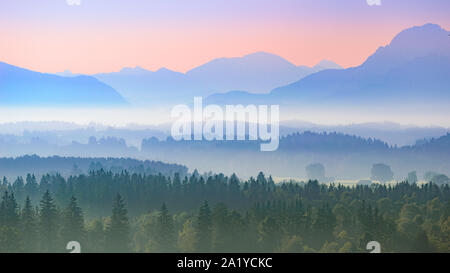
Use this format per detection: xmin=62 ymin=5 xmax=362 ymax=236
xmin=0 ymin=62 xmax=127 ymax=106
xmin=92 ymin=52 xmax=340 ymax=106
xmin=207 ymin=24 xmax=450 ymax=107
xmin=271 ymin=23 xmax=450 ymax=104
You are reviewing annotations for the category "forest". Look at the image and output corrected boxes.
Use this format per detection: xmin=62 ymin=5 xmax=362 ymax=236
xmin=2 ymin=132 xmax=450 ymax=179
xmin=0 ymin=170 xmax=448 ymax=253
xmin=0 ymin=155 xmax=188 ymax=178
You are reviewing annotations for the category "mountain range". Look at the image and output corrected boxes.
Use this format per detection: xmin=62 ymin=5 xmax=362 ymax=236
xmin=207 ymin=23 xmax=450 ymax=107
xmin=34 ymin=52 xmax=341 ymax=106
xmin=1 ymin=23 xmax=449 ymax=109
xmin=92 ymin=52 xmax=341 ymax=105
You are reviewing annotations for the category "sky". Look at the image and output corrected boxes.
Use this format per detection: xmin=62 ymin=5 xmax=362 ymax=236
xmin=0 ymin=0 xmax=449 ymax=74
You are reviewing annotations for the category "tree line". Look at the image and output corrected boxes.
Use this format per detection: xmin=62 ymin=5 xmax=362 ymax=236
xmin=0 ymin=155 xmax=188 ymax=179
xmin=0 ymin=170 xmax=448 ymax=253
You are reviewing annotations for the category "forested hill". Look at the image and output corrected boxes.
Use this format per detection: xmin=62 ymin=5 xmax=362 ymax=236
xmin=140 ymin=132 xmax=450 ymax=178
xmin=403 ymin=133 xmax=450 ymax=153
xmin=2 ymin=130 xmax=449 ymax=157
xmin=279 ymin=132 xmax=450 ymax=154
xmin=142 ymin=131 xmax=450 ymax=153
xmin=141 ymin=131 xmax=394 ymax=154
xmin=0 ymin=155 xmax=188 ymax=178
xmin=1 ymin=132 xmax=450 ymax=178
xmin=279 ymin=132 xmax=392 ymax=152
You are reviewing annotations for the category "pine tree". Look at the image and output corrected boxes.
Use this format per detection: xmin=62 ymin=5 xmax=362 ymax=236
xmin=106 ymin=194 xmax=130 ymax=253
xmin=0 ymin=191 xmax=22 ymax=252
xmin=155 ymin=203 xmax=175 ymax=252
xmin=195 ymin=201 xmax=212 ymax=252
xmin=25 ymin=174 xmax=38 ymax=201
xmin=39 ymin=190 xmax=60 ymax=252
xmin=12 ymin=177 xmax=25 ymax=205
xmin=61 ymin=196 xmax=85 ymax=246
xmin=21 ymin=196 xmax=38 ymax=252
xmin=212 ymin=203 xmax=230 ymax=252
xmin=0 ymin=191 xmax=20 ymax=227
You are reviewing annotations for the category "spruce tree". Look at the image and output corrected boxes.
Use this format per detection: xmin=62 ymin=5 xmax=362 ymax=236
xmin=21 ymin=196 xmax=38 ymax=252
xmin=196 ymin=201 xmax=212 ymax=252
xmin=106 ymin=194 xmax=130 ymax=253
xmin=155 ymin=203 xmax=175 ymax=252
xmin=25 ymin=174 xmax=38 ymax=201
xmin=39 ymin=190 xmax=59 ymax=252
xmin=0 ymin=191 xmax=20 ymax=227
xmin=0 ymin=191 xmax=22 ymax=252
xmin=61 ymin=196 xmax=85 ymax=246
xmin=212 ymin=203 xmax=230 ymax=252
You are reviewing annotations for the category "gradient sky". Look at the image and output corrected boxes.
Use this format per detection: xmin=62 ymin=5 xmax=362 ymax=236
xmin=1 ymin=0 xmax=449 ymax=74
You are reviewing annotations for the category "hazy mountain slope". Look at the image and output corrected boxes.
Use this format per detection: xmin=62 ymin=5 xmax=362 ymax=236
xmin=92 ymin=52 xmax=341 ymax=106
xmin=271 ymin=23 xmax=450 ymax=104
xmin=207 ymin=24 xmax=450 ymax=108
xmin=186 ymin=52 xmax=340 ymax=93
xmin=0 ymin=62 xmax=126 ymax=106
xmin=94 ymin=66 xmax=195 ymax=105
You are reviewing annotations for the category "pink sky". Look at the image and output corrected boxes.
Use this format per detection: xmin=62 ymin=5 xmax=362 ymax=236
xmin=0 ymin=0 xmax=449 ymax=74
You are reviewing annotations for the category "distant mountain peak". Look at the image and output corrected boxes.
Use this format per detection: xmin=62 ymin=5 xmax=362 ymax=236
xmin=188 ymin=51 xmax=296 ymax=71
xmin=364 ymin=23 xmax=450 ymax=68
xmin=54 ymin=69 xmax=81 ymax=77
xmin=269 ymin=22 xmax=450 ymax=110
xmin=155 ymin=67 xmax=179 ymax=74
xmin=243 ymin=51 xmax=289 ymax=59
xmin=314 ymin=60 xmax=342 ymax=70
xmin=240 ymin=51 xmax=297 ymax=67
xmin=244 ymin=51 xmax=276 ymax=57
xmin=119 ymin=66 xmax=150 ymax=74
xmin=390 ymin=23 xmax=448 ymax=48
